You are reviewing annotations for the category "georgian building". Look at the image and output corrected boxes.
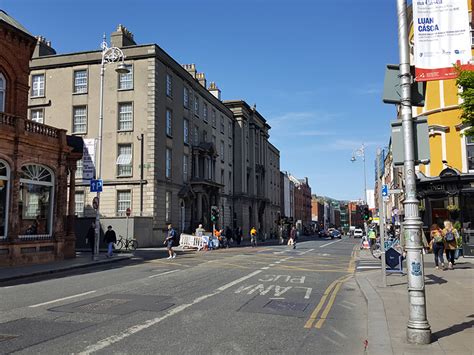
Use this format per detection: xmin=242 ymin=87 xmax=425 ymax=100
xmin=0 ymin=10 xmax=82 ymax=266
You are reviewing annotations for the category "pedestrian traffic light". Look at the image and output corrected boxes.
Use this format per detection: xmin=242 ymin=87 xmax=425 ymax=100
xmin=211 ymin=206 xmax=219 ymax=222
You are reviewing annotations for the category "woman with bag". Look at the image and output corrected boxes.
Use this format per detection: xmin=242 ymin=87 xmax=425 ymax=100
xmin=429 ymin=224 xmax=445 ymax=270
xmin=443 ymin=220 xmax=459 ymax=269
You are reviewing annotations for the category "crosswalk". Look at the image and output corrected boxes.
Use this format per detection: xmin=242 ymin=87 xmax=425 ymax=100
xmin=356 ymin=259 xmax=381 ymax=271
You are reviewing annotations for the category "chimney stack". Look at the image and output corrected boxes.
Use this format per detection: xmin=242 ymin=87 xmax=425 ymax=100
xmin=208 ymin=82 xmax=221 ymax=100
xmin=33 ymin=36 xmax=56 ymax=57
xmin=196 ymin=72 xmax=206 ymax=88
xmin=182 ymin=64 xmax=197 ymax=78
xmin=110 ymin=24 xmax=136 ymax=48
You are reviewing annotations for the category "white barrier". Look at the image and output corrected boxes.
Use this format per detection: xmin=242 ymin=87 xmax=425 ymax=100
xmin=179 ymin=233 xmax=205 ymax=250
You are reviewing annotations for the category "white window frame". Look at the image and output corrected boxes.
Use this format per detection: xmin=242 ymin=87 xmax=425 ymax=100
xmin=166 ymin=148 xmax=172 ymax=179
xmin=31 ymin=109 xmax=44 ymax=124
xmin=118 ymin=64 xmax=133 ymax=90
xmin=117 ymin=190 xmax=132 ymax=216
xmin=118 ymin=102 xmax=133 ymax=131
xmin=75 ymin=191 xmax=84 ymax=217
xmin=73 ymin=69 xmax=88 ymax=94
xmin=183 ymin=154 xmax=188 ymax=181
xmin=166 ymin=109 xmax=173 ymax=136
xmin=0 ymin=73 xmax=5 ymax=112
xmin=0 ymin=159 xmax=11 ymax=239
xmin=183 ymin=87 xmax=189 ymax=108
xmin=184 ymin=119 xmax=189 ymax=144
xmin=75 ymin=159 xmax=83 ymax=180
xmin=166 ymin=74 xmax=173 ymax=97
xmin=117 ymin=144 xmax=133 ymax=177
xmin=72 ymin=106 xmax=87 ymax=134
xmin=165 ymin=191 xmax=171 ymax=222
xmin=31 ymin=74 xmax=45 ymax=97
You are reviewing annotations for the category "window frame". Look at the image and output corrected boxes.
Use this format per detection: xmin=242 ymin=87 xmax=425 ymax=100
xmin=0 ymin=72 xmax=5 ymax=113
xmin=183 ymin=118 xmax=189 ymax=144
xmin=31 ymin=74 xmax=45 ymax=98
xmin=117 ymin=190 xmax=132 ymax=216
xmin=117 ymin=143 xmax=133 ymax=177
xmin=75 ymin=191 xmax=84 ymax=217
xmin=118 ymin=102 xmax=134 ymax=131
xmin=467 ymin=135 xmax=474 ymax=172
xmin=194 ymin=95 xmax=199 ymax=117
xmin=72 ymin=105 xmax=87 ymax=135
xmin=183 ymin=87 xmax=189 ymax=108
xmin=73 ymin=69 xmax=88 ymax=94
xmin=166 ymin=73 xmax=173 ymax=98
xmin=165 ymin=191 xmax=171 ymax=222
xmin=118 ymin=64 xmax=133 ymax=90
xmin=211 ymin=109 xmax=216 ymax=127
xmin=0 ymin=159 xmax=11 ymax=238
xmin=203 ymin=102 xmax=208 ymax=122
xmin=30 ymin=108 xmax=44 ymax=124
xmin=166 ymin=109 xmax=173 ymax=137
xmin=183 ymin=154 xmax=188 ymax=181
xmin=220 ymin=116 xmax=225 ymax=134
xmin=166 ymin=148 xmax=172 ymax=179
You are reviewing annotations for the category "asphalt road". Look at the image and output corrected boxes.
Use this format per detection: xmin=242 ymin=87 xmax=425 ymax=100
xmin=0 ymin=237 xmax=368 ymax=354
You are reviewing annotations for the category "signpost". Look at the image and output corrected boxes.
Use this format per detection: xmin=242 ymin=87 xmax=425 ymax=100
xmin=126 ymin=208 xmax=131 ymax=241
xmin=92 ymin=197 xmax=99 ymax=210
xmin=382 ymin=184 xmax=388 ymax=198
xmin=90 ymin=179 xmax=103 ymax=193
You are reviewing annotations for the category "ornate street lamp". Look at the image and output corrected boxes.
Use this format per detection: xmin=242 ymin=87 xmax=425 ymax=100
xmin=350 ymin=143 xmax=367 ymax=203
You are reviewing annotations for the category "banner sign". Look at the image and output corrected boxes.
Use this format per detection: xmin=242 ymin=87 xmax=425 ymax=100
xmin=413 ymin=0 xmax=472 ymax=82
xmin=82 ymin=138 xmax=96 ymax=181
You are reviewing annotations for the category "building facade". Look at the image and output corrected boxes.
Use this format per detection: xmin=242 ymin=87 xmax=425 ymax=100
xmin=280 ymin=171 xmax=295 ymax=220
xmin=0 ymin=10 xmax=81 ymax=266
xmin=289 ymin=175 xmax=312 ymax=231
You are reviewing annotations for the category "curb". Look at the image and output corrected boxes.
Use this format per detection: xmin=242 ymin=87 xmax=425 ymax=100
xmin=355 ymin=271 xmax=394 ymax=355
xmin=0 ymin=255 xmax=133 ymax=283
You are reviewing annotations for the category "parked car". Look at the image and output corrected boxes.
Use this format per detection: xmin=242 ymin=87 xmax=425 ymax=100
xmin=330 ymin=229 xmax=342 ymax=239
xmin=354 ymin=228 xmax=364 ymax=238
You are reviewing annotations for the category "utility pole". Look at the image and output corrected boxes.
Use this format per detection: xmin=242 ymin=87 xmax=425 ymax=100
xmin=396 ymin=0 xmax=431 ymax=344
xmin=137 ymin=133 xmax=144 ymax=217
xmin=377 ymin=148 xmax=387 ymax=287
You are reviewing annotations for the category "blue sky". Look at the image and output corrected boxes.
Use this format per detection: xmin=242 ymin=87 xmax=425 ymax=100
xmin=1 ymin=0 xmax=400 ymax=201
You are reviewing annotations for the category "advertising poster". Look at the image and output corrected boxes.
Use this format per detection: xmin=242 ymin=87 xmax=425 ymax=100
xmin=82 ymin=138 xmax=96 ymax=181
xmin=413 ymin=0 xmax=472 ymax=82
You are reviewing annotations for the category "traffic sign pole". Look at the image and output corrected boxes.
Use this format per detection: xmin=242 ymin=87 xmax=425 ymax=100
xmin=377 ymin=148 xmax=387 ymax=287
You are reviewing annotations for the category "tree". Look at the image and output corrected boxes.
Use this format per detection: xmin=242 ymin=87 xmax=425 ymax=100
xmin=456 ymin=67 xmax=474 ymax=137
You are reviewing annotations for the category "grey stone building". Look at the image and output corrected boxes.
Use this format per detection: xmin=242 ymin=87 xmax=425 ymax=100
xmin=28 ymin=26 xmax=235 ymax=244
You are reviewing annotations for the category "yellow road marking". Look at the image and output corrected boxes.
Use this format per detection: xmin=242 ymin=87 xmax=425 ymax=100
xmin=314 ymin=281 xmax=344 ymax=329
xmin=304 ymin=276 xmax=342 ymax=328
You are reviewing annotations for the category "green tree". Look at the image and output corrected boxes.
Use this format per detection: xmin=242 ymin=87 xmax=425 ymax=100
xmin=456 ymin=68 xmax=474 ymax=137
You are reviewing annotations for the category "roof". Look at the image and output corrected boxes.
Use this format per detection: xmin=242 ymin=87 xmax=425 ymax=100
xmin=0 ymin=10 xmax=32 ymax=36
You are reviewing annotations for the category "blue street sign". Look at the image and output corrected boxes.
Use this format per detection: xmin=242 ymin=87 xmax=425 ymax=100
xmin=90 ymin=179 xmax=103 ymax=193
xmin=382 ymin=184 xmax=388 ymax=197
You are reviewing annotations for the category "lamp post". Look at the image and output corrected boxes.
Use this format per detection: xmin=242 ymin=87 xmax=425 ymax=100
xmin=351 ymin=143 xmax=367 ymax=234
xmin=93 ymin=36 xmax=129 ymax=260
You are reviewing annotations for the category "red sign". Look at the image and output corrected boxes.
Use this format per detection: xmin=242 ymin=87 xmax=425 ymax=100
xmin=126 ymin=208 xmax=131 ymax=217
xmin=92 ymin=197 xmax=99 ymax=210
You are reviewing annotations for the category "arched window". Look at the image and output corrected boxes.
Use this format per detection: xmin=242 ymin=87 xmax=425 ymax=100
xmin=0 ymin=73 xmax=5 ymax=112
xmin=0 ymin=160 xmax=10 ymax=239
xmin=18 ymin=164 xmax=54 ymax=237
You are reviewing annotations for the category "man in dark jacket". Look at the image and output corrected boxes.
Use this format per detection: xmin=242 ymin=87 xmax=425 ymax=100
xmin=85 ymin=222 xmax=95 ymax=255
xmin=104 ymin=225 xmax=117 ymax=257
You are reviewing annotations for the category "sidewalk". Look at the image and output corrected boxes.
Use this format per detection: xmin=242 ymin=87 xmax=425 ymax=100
xmin=0 ymin=252 xmax=134 ymax=283
xmin=356 ymin=249 xmax=474 ymax=355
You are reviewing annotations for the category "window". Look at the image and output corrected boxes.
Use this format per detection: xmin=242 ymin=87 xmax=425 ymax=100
xmin=220 ymin=116 xmax=225 ymax=134
xmin=31 ymin=74 xmax=45 ymax=97
xmin=229 ymin=144 xmax=232 ymax=163
xmin=0 ymin=160 xmax=10 ymax=238
xmin=184 ymin=119 xmax=189 ymax=144
xmin=165 ymin=191 xmax=171 ymax=222
xmin=166 ymin=148 xmax=172 ymax=178
xmin=211 ymin=109 xmax=216 ymax=127
xmin=166 ymin=74 xmax=172 ymax=97
xmin=202 ymin=130 xmax=208 ymax=143
xmin=194 ymin=126 xmax=199 ymax=145
xmin=73 ymin=70 xmax=87 ymax=94
xmin=183 ymin=87 xmax=189 ymax=108
xmin=183 ymin=155 xmax=188 ymax=181
xmin=31 ymin=109 xmax=44 ymax=124
xmin=194 ymin=95 xmax=199 ymax=116
xmin=75 ymin=159 xmax=83 ymax=180
xmin=228 ymin=172 xmax=232 ymax=194
xmin=0 ymin=73 xmax=5 ymax=112
xmin=75 ymin=191 xmax=84 ymax=217
xmin=18 ymin=164 xmax=54 ymax=235
xmin=228 ymin=121 xmax=232 ymax=138
xmin=72 ymin=106 xmax=87 ymax=134
xmin=467 ymin=136 xmax=474 ymax=171
xmin=118 ymin=102 xmax=133 ymax=131
xmin=221 ymin=169 xmax=225 ymax=184
xmin=166 ymin=109 xmax=172 ymax=136
xmin=203 ymin=103 xmax=208 ymax=122
xmin=220 ymin=140 xmax=224 ymax=161
xmin=117 ymin=144 xmax=133 ymax=177
xmin=118 ymin=64 xmax=133 ymax=90
xmin=117 ymin=190 xmax=132 ymax=216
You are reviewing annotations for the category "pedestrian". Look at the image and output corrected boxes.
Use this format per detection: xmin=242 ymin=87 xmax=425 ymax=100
xmin=368 ymin=229 xmax=377 ymax=250
xmin=225 ymin=226 xmax=233 ymax=247
xmin=289 ymin=225 xmax=297 ymax=249
xmin=235 ymin=226 xmax=242 ymax=246
xmin=85 ymin=222 xmax=95 ymax=255
xmin=429 ymin=224 xmax=445 ymax=270
xmin=443 ymin=220 xmax=459 ymax=269
xmin=165 ymin=224 xmax=177 ymax=259
xmin=103 ymin=225 xmax=116 ymax=257
xmin=250 ymin=227 xmax=257 ymax=247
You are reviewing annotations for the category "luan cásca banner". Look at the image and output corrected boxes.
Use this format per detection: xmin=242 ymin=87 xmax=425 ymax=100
xmin=413 ymin=0 xmax=472 ymax=82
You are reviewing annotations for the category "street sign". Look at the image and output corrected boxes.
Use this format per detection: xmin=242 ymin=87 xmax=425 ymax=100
xmin=382 ymin=185 xmax=388 ymax=197
xmin=92 ymin=197 xmax=99 ymax=210
xmin=90 ymin=179 xmax=103 ymax=192
xmin=389 ymin=189 xmax=403 ymax=194
xmin=126 ymin=208 xmax=131 ymax=217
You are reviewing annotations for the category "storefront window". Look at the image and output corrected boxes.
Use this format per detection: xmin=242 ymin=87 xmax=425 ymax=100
xmin=466 ymin=136 xmax=474 ymax=171
xmin=18 ymin=164 xmax=54 ymax=236
xmin=0 ymin=160 xmax=10 ymax=239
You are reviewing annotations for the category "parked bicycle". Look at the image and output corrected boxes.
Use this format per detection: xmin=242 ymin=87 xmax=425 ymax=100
xmin=116 ymin=235 xmax=138 ymax=251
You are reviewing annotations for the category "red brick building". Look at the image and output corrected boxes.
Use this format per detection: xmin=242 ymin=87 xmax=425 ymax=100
xmin=311 ymin=196 xmax=324 ymax=227
xmin=291 ymin=176 xmax=312 ymax=230
xmin=0 ymin=11 xmax=82 ymax=266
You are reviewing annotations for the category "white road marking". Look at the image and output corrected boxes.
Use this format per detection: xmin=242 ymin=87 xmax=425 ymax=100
xmin=298 ymin=248 xmax=315 ymax=255
xmin=269 ymin=297 xmax=285 ymax=300
xmin=341 ymin=300 xmax=357 ymax=307
xmin=330 ymin=326 xmax=348 ymax=339
xmin=275 ymin=261 xmax=281 ymax=264
xmin=357 ymin=266 xmax=380 ymax=269
xmin=79 ymin=270 xmax=262 ymax=354
xmin=29 ymin=290 xmax=97 ymax=308
xmin=261 ymin=267 xmax=269 ymax=270
xmin=269 ymin=264 xmax=276 ymax=267
xmin=320 ymin=240 xmax=343 ymax=248
xmin=148 ymin=270 xmax=179 ymax=278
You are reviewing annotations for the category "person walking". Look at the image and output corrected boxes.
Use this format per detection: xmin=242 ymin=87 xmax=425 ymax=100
xmin=85 ymin=222 xmax=95 ymax=255
xmin=250 ymin=227 xmax=258 ymax=247
xmin=289 ymin=226 xmax=297 ymax=249
xmin=103 ymin=225 xmax=116 ymax=257
xmin=368 ymin=229 xmax=377 ymax=250
xmin=430 ymin=224 xmax=445 ymax=270
xmin=443 ymin=220 xmax=459 ymax=269
xmin=225 ymin=226 xmax=233 ymax=247
xmin=165 ymin=224 xmax=177 ymax=259
xmin=235 ymin=227 xmax=242 ymax=246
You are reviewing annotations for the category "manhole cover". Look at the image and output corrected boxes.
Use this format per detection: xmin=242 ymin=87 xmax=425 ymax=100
xmin=0 ymin=334 xmax=17 ymax=342
xmin=265 ymin=300 xmax=308 ymax=312
xmin=75 ymin=298 xmax=129 ymax=312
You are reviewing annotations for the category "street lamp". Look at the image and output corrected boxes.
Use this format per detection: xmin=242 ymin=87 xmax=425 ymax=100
xmin=94 ymin=36 xmax=129 ymax=260
xmin=351 ymin=143 xmax=367 ymax=203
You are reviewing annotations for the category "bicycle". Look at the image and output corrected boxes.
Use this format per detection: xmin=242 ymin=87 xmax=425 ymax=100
xmin=116 ymin=235 xmax=138 ymax=251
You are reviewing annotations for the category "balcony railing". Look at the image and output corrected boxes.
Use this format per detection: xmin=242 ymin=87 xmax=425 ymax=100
xmin=0 ymin=113 xmax=65 ymax=141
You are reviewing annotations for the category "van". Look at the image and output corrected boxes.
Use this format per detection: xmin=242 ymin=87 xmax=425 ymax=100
xmin=354 ymin=228 xmax=364 ymax=238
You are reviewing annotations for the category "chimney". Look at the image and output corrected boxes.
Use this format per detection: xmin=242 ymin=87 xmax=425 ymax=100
xmin=182 ymin=64 xmax=197 ymax=78
xmin=33 ymin=36 xmax=56 ymax=57
xmin=196 ymin=72 xmax=206 ymax=88
xmin=110 ymin=24 xmax=136 ymax=48
xmin=208 ymin=82 xmax=221 ymax=100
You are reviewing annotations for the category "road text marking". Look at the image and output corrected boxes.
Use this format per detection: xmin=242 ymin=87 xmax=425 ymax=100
xmin=29 ymin=290 xmax=97 ymax=308
xmin=320 ymin=240 xmax=343 ymax=248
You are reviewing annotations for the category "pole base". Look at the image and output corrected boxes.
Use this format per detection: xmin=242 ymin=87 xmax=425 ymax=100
xmin=407 ymin=327 xmax=431 ymax=345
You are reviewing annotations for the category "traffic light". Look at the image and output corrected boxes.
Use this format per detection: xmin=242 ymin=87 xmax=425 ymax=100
xmin=211 ymin=206 xmax=219 ymax=222
xmin=363 ymin=207 xmax=370 ymax=221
